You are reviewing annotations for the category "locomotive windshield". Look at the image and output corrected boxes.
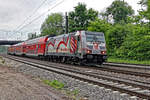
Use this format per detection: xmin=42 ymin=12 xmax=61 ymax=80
xmin=86 ymin=32 xmax=105 ymax=43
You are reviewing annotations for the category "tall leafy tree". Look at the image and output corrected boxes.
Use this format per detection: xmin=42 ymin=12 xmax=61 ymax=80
xmin=116 ymin=25 xmax=150 ymax=60
xmin=88 ymin=18 xmax=111 ymax=34
xmin=68 ymin=3 xmax=98 ymax=32
xmin=138 ymin=0 xmax=150 ymax=23
xmin=105 ymin=0 xmax=134 ymax=24
xmin=40 ymin=13 xmax=64 ymax=36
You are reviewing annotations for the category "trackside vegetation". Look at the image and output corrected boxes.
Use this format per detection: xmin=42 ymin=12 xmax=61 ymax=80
xmin=43 ymin=80 xmax=64 ymax=89
xmin=40 ymin=0 xmax=150 ymax=65
xmin=0 ymin=56 xmax=5 ymax=64
xmin=108 ymin=57 xmax=150 ymax=65
xmin=43 ymin=79 xmax=83 ymax=99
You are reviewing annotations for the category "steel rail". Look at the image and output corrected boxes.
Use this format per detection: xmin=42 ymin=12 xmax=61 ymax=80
xmin=97 ymin=66 xmax=150 ymax=78
xmin=104 ymin=62 xmax=150 ymax=70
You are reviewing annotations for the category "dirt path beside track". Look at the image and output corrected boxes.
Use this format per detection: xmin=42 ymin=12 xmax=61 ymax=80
xmin=0 ymin=65 xmax=67 ymax=100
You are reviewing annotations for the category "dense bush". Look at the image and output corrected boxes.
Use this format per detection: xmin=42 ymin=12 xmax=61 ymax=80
xmin=106 ymin=24 xmax=130 ymax=56
xmin=115 ymin=25 xmax=150 ymax=60
xmin=88 ymin=18 xmax=111 ymax=33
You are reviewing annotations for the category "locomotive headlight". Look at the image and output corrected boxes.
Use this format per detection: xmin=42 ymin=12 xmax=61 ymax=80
xmin=87 ymin=50 xmax=92 ymax=54
xmin=94 ymin=43 xmax=98 ymax=46
xmin=101 ymin=51 xmax=106 ymax=54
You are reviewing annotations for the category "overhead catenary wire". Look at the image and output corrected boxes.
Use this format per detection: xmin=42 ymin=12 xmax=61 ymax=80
xmin=17 ymin=0 xmax=64 ymax=32
xmin=14 ymin=0 xmax=54 ymax=31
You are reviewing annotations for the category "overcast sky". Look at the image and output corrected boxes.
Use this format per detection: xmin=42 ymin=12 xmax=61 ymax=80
xmin=0 ymin=0 xmax=141 ymax=40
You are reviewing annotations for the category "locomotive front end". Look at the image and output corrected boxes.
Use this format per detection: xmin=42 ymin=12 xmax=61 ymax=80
xmin=84 ymin=31 xmax=107 ymax=64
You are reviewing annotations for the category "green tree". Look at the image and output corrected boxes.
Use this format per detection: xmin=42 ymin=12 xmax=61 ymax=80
xmin=138 ymin=0 xmax=150 ymax=23
xmin=68 ymin=3 xmax=98 ymax=32
xmin=116 ymin=25 xmax=150 ymax=60
xmin=88 ymin=18 xmax=111 ymax=34
xmin=106 ymin=24 xmax=130 ymax=55
xmin=105 ymin=0 xmax=134 ymax=24
xmin=40 ymin=13 xmax=64 ymax=36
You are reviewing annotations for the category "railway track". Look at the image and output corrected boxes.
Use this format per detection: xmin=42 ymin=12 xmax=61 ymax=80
xmin=3 ymin=55 xmax=150 ymax=84
xmin=2 ymin=55 xmax=150 ymax=99
xmin=97 ymin=65 xmax=150 ymax=78
xmin=102 ymin=62 xmax=150 ymax=77
xmin=104 ymin=62 xmax=150 ymax=69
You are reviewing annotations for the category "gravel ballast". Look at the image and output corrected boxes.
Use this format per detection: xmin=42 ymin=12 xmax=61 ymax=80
xmin=1 ymin=57 xmax=140 ymax=100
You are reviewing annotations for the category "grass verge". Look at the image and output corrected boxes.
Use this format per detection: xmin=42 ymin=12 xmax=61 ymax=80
xmin=43 ymin=80 xmax=64 ymax=90
xmin=43 ymin=79 xmax=84 ymax=100
xmin=0 ymin=56 xmax=5 ymax=64
xmin=107 ymin=57 xmax=150 ymax=65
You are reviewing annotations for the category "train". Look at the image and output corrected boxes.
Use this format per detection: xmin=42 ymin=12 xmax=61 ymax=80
xmin=7 ymin=31 xmax=107 ymax=65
